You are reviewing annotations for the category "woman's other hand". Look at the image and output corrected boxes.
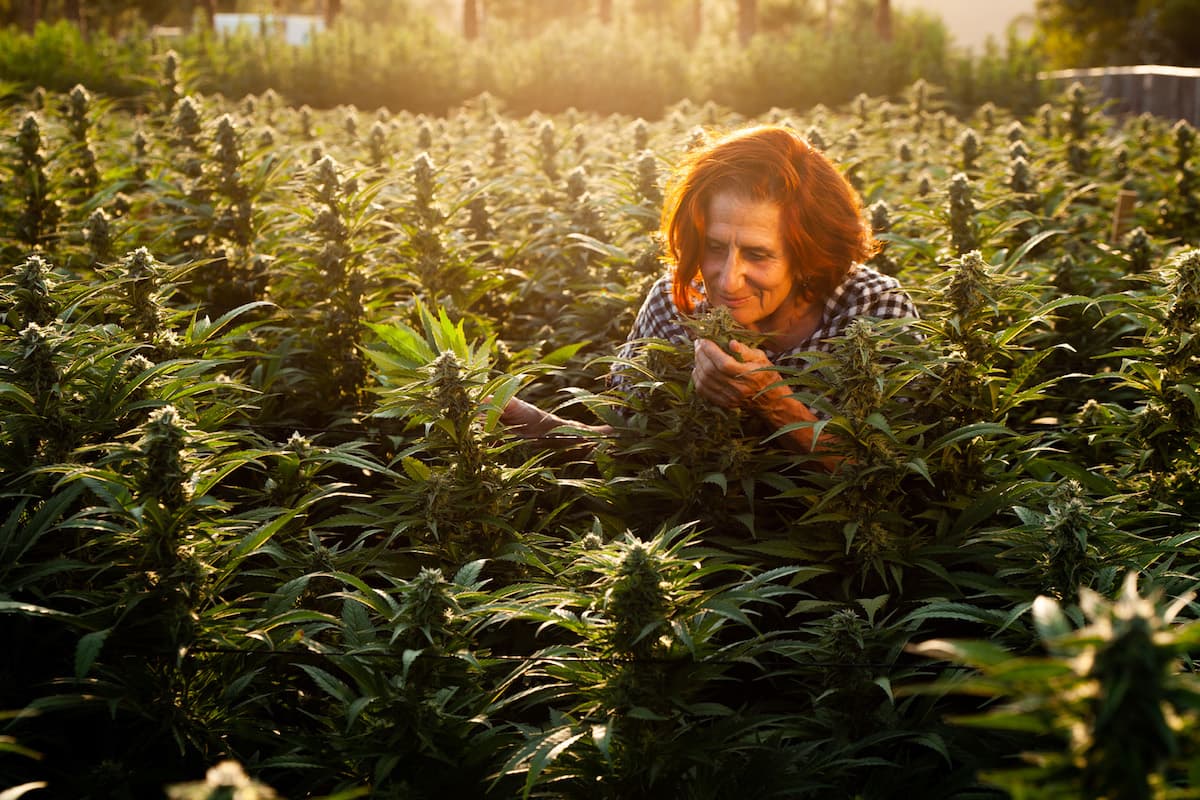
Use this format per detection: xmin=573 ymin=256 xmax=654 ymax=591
xmin=500 ymin=396 xmax=614 ymax=444
xmin=500 ymin=396 xmax=555 ymax=437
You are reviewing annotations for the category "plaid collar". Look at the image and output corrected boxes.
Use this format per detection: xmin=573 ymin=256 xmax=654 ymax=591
xmin=690 ymin=264 xmax=908 ymax=358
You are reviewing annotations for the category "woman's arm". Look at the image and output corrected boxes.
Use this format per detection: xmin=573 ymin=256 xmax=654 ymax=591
xmin=500 ymin=396 xmax=614 ymax=445
xmin=692 ymin=339 xmax=841 ymax=470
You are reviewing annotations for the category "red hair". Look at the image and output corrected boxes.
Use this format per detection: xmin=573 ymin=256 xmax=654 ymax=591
xmin=663 ymin=125 xmax=878 ymax=313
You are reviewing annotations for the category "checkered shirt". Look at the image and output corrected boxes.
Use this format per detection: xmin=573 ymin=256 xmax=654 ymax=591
xmin=614 ymin=263 xmax=919 ymax=370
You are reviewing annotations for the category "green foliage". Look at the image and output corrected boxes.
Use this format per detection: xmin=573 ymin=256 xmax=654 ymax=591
xmin=909 ymin=574 xmax=1200 ymax=799
xmin=0 ymin=11 xmax=1046 ymax=118
xmin=1036 ymin=0 xmax=1200 ymax=68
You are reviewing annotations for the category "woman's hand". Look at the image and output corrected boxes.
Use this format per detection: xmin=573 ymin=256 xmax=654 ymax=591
xmin=692 ymin=338 xmax=782 ymax=409
xmin=692 ymin=338 xmax=840 ymax=469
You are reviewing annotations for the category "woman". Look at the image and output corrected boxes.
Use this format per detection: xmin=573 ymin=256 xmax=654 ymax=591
xmin=502 ymin=125 xmax=917 ymax=465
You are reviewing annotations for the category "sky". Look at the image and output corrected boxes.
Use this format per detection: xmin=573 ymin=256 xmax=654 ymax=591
xmin=893 ymin=0 xmax=1037 ymax=52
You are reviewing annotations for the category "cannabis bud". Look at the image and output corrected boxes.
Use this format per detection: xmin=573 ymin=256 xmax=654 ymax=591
xmin=1008 ymin=155 xmax=1035 ymax=197
xmin=566 ymin=165 xmax=588 ymax=201
xmin=868 ymin=200 xmax=892 ymax=234
xmin=136 ymin=404 xmax=191 ymax=508
xmin=805 ymin=126 xmax=826 ymax=151
xmin=948 ymin=172 xmax=978 ymax=255
xmin=635 ymin=149 xmax=661 ymax=206
xmin=604 ymin=542 xmax=668 ymax=658
xmin=959 ymin=127 xmax=979 ymax=171
xmin=310 ymin=154 xmax=342 ymax=205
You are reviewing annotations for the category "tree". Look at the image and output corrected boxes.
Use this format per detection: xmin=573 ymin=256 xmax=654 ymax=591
xmin=874 ymin=0 xmax=890 ymax=41
xmin=323 ymin=0 xmax=341 ymax=27
xmin=1036 ymin=0 xmax=1200 ymax=67
xmin=197 ymin=0 xmax=215 ymax=29
xmin=20 ymin=0 xmax=41 ymax=31
xmin=463 ymin=0 xmax=478 ymax=38
xmin=599 ymin=0 xmax=612 ymax=23
xmin=737 ymin=0 xmax=755 ymax=43
xmin=484 ymin=0 xmax=591 ymax=34
xmin=759 ymin=0 xmax=822 ymax=33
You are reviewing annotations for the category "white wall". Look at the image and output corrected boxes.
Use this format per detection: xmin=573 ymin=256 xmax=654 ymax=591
xmin=893 ymin=0 xmax=1036 ymax=52
xmin=213 ymin=13 xmax=325 ymax=45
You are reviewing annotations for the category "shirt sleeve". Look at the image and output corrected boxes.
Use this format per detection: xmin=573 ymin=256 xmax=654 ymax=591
xmin=823 ymin=265 xmax=919 ymax=335
xmin=610 ymin=276 xmax=689 ymax=390
xmin=616 ymin=276 xmax=689 ymax=357
xmin=868 ymin=285 xmax=920 ymax=321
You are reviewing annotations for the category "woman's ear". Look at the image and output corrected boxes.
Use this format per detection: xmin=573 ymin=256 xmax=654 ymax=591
xmin=789 ymin=274 xmax=810 ymax=300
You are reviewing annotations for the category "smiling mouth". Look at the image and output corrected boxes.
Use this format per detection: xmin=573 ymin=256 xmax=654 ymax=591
xmin=718 ymin=295 xmax=753 ymax=307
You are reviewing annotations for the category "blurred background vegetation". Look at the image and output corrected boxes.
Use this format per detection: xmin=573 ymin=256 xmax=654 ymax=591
xmin=0 ymin=0 xmax=1193 ymax=117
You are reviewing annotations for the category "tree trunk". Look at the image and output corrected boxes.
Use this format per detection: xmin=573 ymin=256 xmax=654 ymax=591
xmin=692 ymin=0 xmax=702 ymax=39
xmin=197 ymin=0 xmax=216 ymax=30
xmin=65 ymin=0 xmax=87 ymax=38
xmin=874 ymin=0 xmax=892 ymax=41
xmin=324 ymin=0 xmax=342 ymax=27
xmin=464 ymin=0 xmax=479 ymax=38
xmin=736 ymin=0 xmax=755 ymax=44
xmin=598 ymin=0 xmax=612 ymax=24
xmin=824 ymin=0 xmax=834 ymax=37
xmin=22 ymin=0 xmax=41 ymax=33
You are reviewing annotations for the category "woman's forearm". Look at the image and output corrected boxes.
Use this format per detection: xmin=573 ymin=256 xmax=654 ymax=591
xmin=750 ymin=383 xmax=843 ymax=471
xmin=501 ymin=396 xmax=613 ymax=446
xmin=693 ymin=339 xmax=841 ymax=470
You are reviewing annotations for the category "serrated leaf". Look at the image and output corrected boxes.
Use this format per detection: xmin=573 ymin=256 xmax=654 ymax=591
xmin=346 ymin=696 xmax=374 ymax=730
xmin=912 ymin=732 xmax=952 ymax=765
xmin=499 ymin=726 xmax=586 ymax=799
xmin=857 ymin=594 xmax=889 ymax=626
xmin=591 ymin=721 xmax=613 ymax=764
xmin=0 ymin=601 xmax=78 ymax=624
xmin=684 ymin=701 xmax=734 ymax=717
xmin=543 ymin=341 xmax=588 ymax=366
xmin=0 ymin=382 xmax=36 ymax=411
xmin=0 ymin=782 xmax=49 ymax=800
xmin=74 ymin=629 xmax=110 ymax=679
xmin=927 ymin=422 xmax=1012 ymax=452
xmin=401 ymin=648 xmax=423 ymax=682
xmin=701 ymin=472 xmax=728 ymax=493
xmin=626 ymin=706 xmax=669 ymax=720
xmin=400 ymin=456 xmax=431 ymax=481
xmin=366 ymin=320 xmax=435 ymax=368
xmin=299 ymin=664 xmax=353 ymax=704
xmin=1031 ymin=595 xmax=1072 ymax=641
xmin=908 ymin=638 xmax=1013 ymax=667
xmin=948 ymin=709 xmax=1053 ymax=733
xmin=864 ymin=412 xmax=893 ymax=436
xmin=454 ymin=559 xmax=486 ymax=587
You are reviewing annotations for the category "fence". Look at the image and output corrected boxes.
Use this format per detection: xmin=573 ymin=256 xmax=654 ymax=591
xmin=1039 ymin=65 xmax=1200 ymax=125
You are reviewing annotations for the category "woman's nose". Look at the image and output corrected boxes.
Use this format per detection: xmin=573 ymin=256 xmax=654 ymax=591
xmin=716 ymin=250 xmax=744 ymax=290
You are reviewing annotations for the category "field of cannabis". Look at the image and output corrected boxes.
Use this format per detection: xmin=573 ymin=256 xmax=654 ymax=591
xmin=2 ymin=55 xmax=1200 ymax=799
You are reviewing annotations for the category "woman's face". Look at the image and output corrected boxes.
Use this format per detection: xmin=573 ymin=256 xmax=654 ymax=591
xmin=699 ymin=191 xmax=801 ymax=335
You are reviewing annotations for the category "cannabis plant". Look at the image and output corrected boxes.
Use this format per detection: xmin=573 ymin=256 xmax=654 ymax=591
xmin=909 ymin=573 xmax=1200 ymax=799
xmin=7 ymin=112 xmax=62 ymax=253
